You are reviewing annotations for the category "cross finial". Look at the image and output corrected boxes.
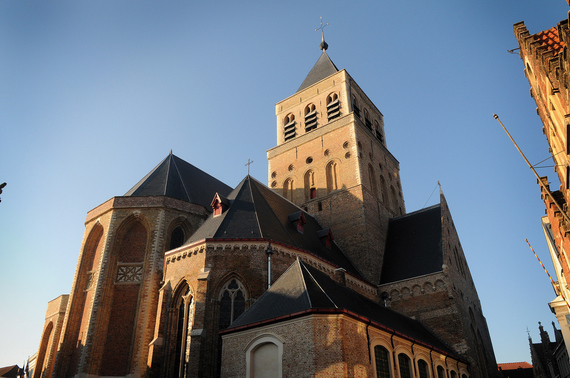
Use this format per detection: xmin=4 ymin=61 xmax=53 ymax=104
xmin=245 ymin=159 xmax=254 ymax=175
xmin=315 ymin=16 xmax=329 ymax=51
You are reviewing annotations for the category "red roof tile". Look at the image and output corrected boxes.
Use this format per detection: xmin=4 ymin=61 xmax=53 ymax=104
xmin=535 ymin=27 xmax=565 ymax=55
xmin=498 ymin=362 xmax=533 ymax=370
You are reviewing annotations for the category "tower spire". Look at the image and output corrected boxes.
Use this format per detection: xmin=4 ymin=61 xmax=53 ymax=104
xmin=316 ymin=16 xmax=329 ymax=51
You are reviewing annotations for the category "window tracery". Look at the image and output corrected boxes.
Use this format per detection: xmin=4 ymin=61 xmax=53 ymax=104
xmin=219 ymin=278 xmax=247 ymax=330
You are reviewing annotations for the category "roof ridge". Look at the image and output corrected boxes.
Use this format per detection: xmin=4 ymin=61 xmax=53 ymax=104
xmin=163 ymin=154 xmax=171 ymax=196
xmin=171 ymin=155 xmax=192 ymax=202
xmin=247 ymin=176 xmax=264 ymax=239
xmin=296 ymin=259 xmax=312 ymax=309
xmin=249 ymin=177 xmax=299 ymax=248
xmin=300 ymin=261 xmax=338 ymax=308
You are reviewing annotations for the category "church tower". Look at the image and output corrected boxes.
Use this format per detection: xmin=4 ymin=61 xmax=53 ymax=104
xmin=267 ymin=39 xmax=405 ymax=283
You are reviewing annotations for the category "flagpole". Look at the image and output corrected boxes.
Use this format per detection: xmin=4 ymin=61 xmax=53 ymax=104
xmin=526 ymin=238 xmax=570 ymax=309
xmin=494 ymin=114 xmax=570 ymax=226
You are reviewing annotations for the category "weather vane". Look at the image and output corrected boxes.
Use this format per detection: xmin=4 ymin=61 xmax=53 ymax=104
xmin=245 ymin=159 xmax=254 ymax=175
xmin=316 ymin=16 xmax=329 ymax=51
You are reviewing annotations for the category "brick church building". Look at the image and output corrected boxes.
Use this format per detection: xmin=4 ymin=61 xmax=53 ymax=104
xmin=32 ymin=38 xmax=499 ymax=377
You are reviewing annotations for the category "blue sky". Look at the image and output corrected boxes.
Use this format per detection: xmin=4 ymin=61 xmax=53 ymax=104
xmin=1 ymin=0 xmax=569 ymax=368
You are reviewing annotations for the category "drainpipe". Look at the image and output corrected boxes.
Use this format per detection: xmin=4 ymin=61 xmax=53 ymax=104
xmin=266 ymin=243 xmax=273 ymax=289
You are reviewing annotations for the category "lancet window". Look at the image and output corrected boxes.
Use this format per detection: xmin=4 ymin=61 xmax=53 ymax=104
xmin=219 ymin=278 xmax=247 ymax=330
xmin=283 ymin=178 xmax=294 ymax=201
xmin=170 ymin=283 xmax=194 ymax=378
xmin=437 ymin=366 xmax=446 ymax=378
xmin=326 ymin=161 xmax=339 ymax=193
xmin=374 ymin=120 xmax=384 ymax=144
xmin=304 ymin=170 xmax=316 ymax=200
xmin=364 ymin=109 xmax=372 ymax=130
xmin=368 ymin=164 xmax=378 ymax=198
xmin=169 ymin=226 xmax=185 ymax=250
xmin=352 ymin=96 xmax=361 ymax=118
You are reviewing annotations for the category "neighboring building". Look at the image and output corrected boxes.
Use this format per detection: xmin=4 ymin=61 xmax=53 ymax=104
xmin=529 ymin=321 xmax=570 ymax=378
xmin=497 ymin=362 xmax=534 ymax=378
xmin=33 ymin=39 xmax=499 ymax=377
xmin=514 ymin=8 xmax=570 ymax=354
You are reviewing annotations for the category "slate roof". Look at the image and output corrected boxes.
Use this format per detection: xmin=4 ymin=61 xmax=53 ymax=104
xmin=186 ymin=175 xmax=361 ymax=277
xmin=124 ymin=152 xmax=232 ymax=209
xmin=380 ymin=204 xmax=443 ymax=284
xmin=226 ymin=259 xmax=459 ymax=358
xmin=297 ymin=51 xmax=339 ymax=92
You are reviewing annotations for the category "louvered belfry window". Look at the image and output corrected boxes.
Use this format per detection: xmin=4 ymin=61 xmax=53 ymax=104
xmin=327 ymin=93 xmax=340 ymax=121
xmin=352 ymin=96 xmax=361 ymax=118
xmin=283 ymin=113 xmax=296 ymax=141
xmin=304 ymin=104 xmax=317 ymax=132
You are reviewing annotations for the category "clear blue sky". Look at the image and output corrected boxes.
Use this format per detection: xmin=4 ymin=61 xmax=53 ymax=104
xmin=1 ymin=0 xmax=568 ymax=367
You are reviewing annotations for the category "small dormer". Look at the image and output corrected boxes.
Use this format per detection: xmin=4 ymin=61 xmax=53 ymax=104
xmin=317 ymin=228 xmax=334 ymax=248
xmin=211 ymin=193 xmax=229 ymax=217
xmin=288 ymin=211 xmax=307 ymax=233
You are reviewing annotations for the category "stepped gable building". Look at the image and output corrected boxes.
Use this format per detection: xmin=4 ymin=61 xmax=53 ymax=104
xmin=33 ymin=39 xmax=499 ymax=377
xmin=513 ymin=9 xmax=570 ymax=355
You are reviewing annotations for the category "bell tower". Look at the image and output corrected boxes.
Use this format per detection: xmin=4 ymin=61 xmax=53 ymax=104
xmin=267 ymin=39 xmax=405 ymax=283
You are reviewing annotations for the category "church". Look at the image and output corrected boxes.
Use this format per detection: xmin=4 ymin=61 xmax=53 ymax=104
xmin=32 ymin=37 xmax=500 ymax=378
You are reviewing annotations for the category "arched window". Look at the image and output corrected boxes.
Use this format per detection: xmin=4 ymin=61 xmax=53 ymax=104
xmin=326 ymin=161 xmax=339 ymax=193
xmin=418 ymin=360 xmax=430 ymax=378
xmin=398 ymin=354 xmax=412 ymax=378
xmin=283 ymin=113 xmax=296 ymax=141
xmin=390 ymin=186 xmax=398 ymax=212
xmin=326 ymin=93 xmax=340 ymax=121
xmin=169 ymin=226 xmax=185 ymax=250
xmin=170 ymin=283 xmax=194 ymax=378
xmin=304 ymin=104 xmax=317 ymax=131
xmin=450 ymin=371 xmax=457 ymax=378
xmin=380 ymin=175 xmax=387 ymax=203
xmin=364 ymin=109 xmax=372 ymax=130
xmin=283 ymin=178 xmax=294 ymax=201
xmin=219 ymin=278 xmax=247 ymax=330
xmin=368 ymin=164 xmax=378 ymax=198
xmin=437 ymin=365 xmax=446 ymax=378
xmin=373 ymin=345 xmax=390 ymax=378
xmin=352 ymin=96 xmax=361 ymax=118
xmin=304 ymin=170 xmax=316 ymax=200
xmin=374 ymin=120 xmax=384 ymax=143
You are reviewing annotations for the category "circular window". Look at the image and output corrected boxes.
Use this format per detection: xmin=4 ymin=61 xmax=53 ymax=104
xmin=345 ymin=152 xmax=351 ymax=159
xmin=343 ymin=141 xmax=349 ymax=149
xmin=324 ymin=149 xmax=330 ymax=157
xmin=288 ymin=164 xmax=294 ymax=172
xmin=271 ymin=181 xmax=277 ymax=188
xmin=306 ymin=157 xmax=313 ymax=164
xmin=271 ymin=171 xmax=277 ymax=178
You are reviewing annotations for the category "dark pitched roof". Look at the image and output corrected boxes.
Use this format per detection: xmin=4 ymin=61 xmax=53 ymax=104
xmin=297 ymin=51 xmax=339 ymax=92
xmin=186 ymin=175 xmax=360 ymax=276
xmin=124 ymin=152 xmax=232 ymax=209
xmin=227 ymin=259 xmax=459 ymax=357
xmin=380 ymin=204 xmax=443 ymax=284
